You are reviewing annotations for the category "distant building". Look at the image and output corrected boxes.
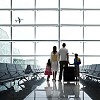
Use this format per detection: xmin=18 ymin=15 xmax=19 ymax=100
xmin=0 ymin=28 xmax=10 ymax=63
xmin=0 ymin=28 xmax=35 ymax=65
xmin=0 ymin=28 xmax=20 ymax=63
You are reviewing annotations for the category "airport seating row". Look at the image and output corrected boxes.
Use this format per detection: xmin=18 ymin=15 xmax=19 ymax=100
xmin=0 ymin=63 xmax=44 ymax=90
xmin=80 ymin=64 xmax=100 ymax=81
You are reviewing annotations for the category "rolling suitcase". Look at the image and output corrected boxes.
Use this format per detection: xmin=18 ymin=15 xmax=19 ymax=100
xmin=63 ymin=66 xmax=75 ymax=81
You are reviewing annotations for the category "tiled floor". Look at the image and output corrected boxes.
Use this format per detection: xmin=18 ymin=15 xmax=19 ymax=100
xmin=24 ymin=76 xmax=92 ymax=100
xmin=0 ymin=75 xmax=100 ymax=100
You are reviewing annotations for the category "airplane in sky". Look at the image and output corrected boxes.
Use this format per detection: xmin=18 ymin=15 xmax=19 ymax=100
xmin=15 ymin=17 xmax=23 ymax=23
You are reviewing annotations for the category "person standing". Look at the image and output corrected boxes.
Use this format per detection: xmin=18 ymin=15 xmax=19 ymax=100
xmin=74 ymin=53 xmax=81 ymax=81
xmin=58 ymin=43 xmax=69 ymax=82
xmin=44 ymin=59 xmax=52 ymax=81
xmin=50 ymin=46 xmax=59 ymax=81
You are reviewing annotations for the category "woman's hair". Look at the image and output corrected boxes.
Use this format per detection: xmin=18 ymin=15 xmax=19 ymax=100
xmin=47 ymin=59 xmax=51 ymax=66
xmin=53 ymin=46 xmax=57 ymax=54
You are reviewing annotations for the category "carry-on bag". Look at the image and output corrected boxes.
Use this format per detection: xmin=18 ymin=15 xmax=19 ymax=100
xmin=63 ymin=66 xmax=75 ymax=81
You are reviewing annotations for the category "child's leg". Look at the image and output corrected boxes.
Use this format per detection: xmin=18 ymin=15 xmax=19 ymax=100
xmin=55 ymin=71 xmax=57 ymax=80
xmin=48 ymin=75 xmax=50 ymax=79
xmin=77 ymin=66 xmax=79 ymax=80
xmin=53 ymin=71 xmax=55 ymax=79
xmin=76 ymin=66 xmax=79 ymax=80
xmin=47 ymin=75 xmax=50 ymax=81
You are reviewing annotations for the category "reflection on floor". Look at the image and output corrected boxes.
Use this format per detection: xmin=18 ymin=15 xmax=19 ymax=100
xmin=24 ymin=76 xmax=93 ymax=100
xmin=80 ymin=77 xmax=100 ymax=100
xmin=0 ymin=77 xmax=45 ymax=100
xmin=0 ymin=75 xmax=100 ymax=100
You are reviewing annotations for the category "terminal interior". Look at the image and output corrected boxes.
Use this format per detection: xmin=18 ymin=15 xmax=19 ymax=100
xmin=0 ymin=0 xmax=100 ymax=100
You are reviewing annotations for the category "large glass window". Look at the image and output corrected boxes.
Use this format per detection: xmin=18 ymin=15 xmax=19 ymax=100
xmin=36 ymin=42 xmax=58 ymax=55
xmin=0 ymin=11 xmax=10 ymax=24
xmin=12 ymin=42 xmax=35 ymax=55
xmin=0 ymin=42 xmax=11 ymax=55
xmin=84 ymin=57 xmax=100 ymax=65
xmin=36 ymin=27 xmax=58 ymax=40
xmin=61 ymin=0 xmax=83 ymax=8
xmin=60 ymin=27 xmax=83 ymax=40
xmin=0 ymin=57 xmax=10 ymax=63
xmin=12 ymin=0 xmax=35 ymax=8
xmin=0 ymin=27 xmax=11 ymax=40
xmin=60 ymin=11 xmax=83 ymax=24
xmin=84 ymin=42 xmax=100 ymax=55
xmin=84 ymin=27 xmax=100 ymax=40
xmin=12 ymin=57 xmax=35 ymax=65
xmin=0 ymin=0 xmax=100 ymax=66
xmin=12 ymin=27 xmax=34 ymax=40
xmin=0 ymin=0 xmax=10 ymax=9
xmin=36 ymin=11 xmax=58 ymax=24
xmin=12 ymin=11 xmax=35 ymax=24
xmin=84 ymin=11 xmax=100 ymax=24
xmin=36 ymin=0 xmax=58 ymax=8
xmin=84 ymin=0 xmax=100 ymax=8
xmin=36 ymin=56 xmax=50 ymax=68
xmin=60 ymin=42 xmax=83 ymax=55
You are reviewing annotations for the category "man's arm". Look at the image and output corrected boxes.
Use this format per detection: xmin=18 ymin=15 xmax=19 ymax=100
xmin=58 ymin=49 xmax=60 ymax=61
xmin=67 ymin=53 xmax=69 ymax=63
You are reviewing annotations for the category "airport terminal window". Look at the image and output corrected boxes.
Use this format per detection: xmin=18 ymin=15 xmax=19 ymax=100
xmin=60 ymin=11 xmax=83 ymax=24
xmin=84 ymin=42 xmax=100 ymax=55
xmin=12 ymin=42 xmax=35 ymax=55
xmin=0 ymin=57 xmax=11 ymax=63
xmin=36 ymin=42 xmax=58 ymax=55
xmin=12 ymin=11 xmax=35 ymax=24
xmin=12 ymin=27 xmax=35 ymax=40
xmin=84 ymin=0 xmax=100 ymax=8
xmin=84 ymin=11 xmax=100 ymax=24
xmin=36 ymin=27 xmax=58 ymax=40
xmin=36 ymin=56 xmax=50 ymax=68
xmin=0 ymin=0 xmax=100 ymax=66
xmin=0 ymin=11 xmax=10 ymax=24
xmin=36 ymin=0 xmax=58 ymax=8
xmin=60 ymin=0 xmax=83 ymax=8
xmin=60 ymin=42 xmax=83 ymax=55
xmin=0 ymin=27 xmax=11 ymax=40
xmin=84 ymin=57 xmax=100 ymax=65
xmin=12 ymin=57 xmax=35 ymax=65
xmin=60 ymin=27 xmax=83 ymax=40
xmin=84 ymin=27 xmax=100 ymax=40
xmin=0 ymin=42 xmax=11 ymax=55
xmin=36 ymin=11 xmax=58 ymax=24
xmin=0 ymin=0 xmax=10 ymax=8
xmin=12 ymin=0 xmax=35 ymax=8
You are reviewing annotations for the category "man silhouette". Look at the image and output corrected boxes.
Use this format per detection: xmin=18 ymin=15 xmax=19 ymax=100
xmin=58 ymin=43 xmax=69 ymax=82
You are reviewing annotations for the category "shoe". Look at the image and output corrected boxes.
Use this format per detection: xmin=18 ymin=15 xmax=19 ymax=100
xmin=75 ymin=77 xmax=79 ymax=81
xmin=58 ymin=80 xmax=61 ymax=82
xmin=53 ymin=78 xmax=56 ymax=81
xmin=76 ymin=79 xmax=79 ymax=81
xmin=47 ymin=78 xmax=49 ymax=81
xmin=52 ymin=78 xmax=55 ymax=80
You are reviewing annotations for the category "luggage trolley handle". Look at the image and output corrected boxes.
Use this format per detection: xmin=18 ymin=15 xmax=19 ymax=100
xmin=68 ymin=63 xmax=74 ymax=67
